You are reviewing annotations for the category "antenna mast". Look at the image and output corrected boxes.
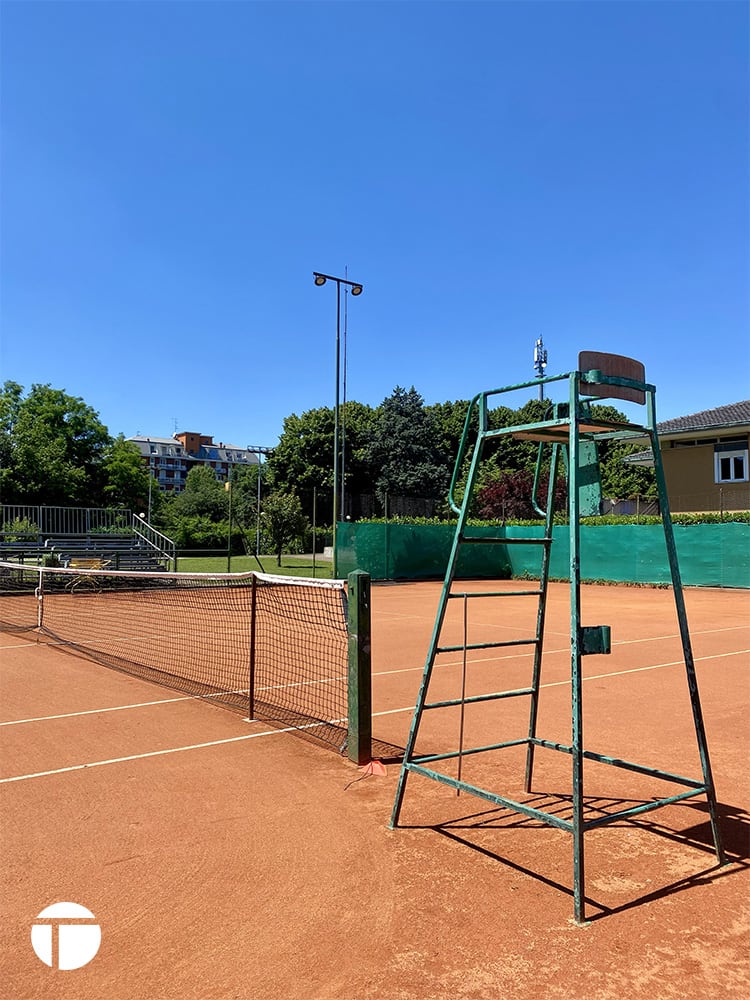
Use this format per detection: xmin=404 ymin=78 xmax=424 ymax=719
xmin=533 ymin=337 xmax=548 ymax=401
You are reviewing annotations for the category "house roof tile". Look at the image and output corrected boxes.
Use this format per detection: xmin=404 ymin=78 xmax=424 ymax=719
xmin=657 ymin=401 xmax=750 ymax=435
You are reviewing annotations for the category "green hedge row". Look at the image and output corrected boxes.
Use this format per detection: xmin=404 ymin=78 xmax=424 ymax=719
xmin=357 ymin=511 xmax=750 ymax=527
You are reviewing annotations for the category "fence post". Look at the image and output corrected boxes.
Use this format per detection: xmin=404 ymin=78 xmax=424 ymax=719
xmin=347 ymin=570 xmax=372 ymax=765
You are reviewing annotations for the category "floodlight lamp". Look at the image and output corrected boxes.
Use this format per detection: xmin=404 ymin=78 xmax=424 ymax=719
xmin=350 ymin=284 xmax=363 ymax=296
xmin=314 ymin=273 xmax=327 ymax=287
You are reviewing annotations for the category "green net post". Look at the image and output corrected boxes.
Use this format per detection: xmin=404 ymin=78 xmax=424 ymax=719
xmin=347 ymin=570 xmax=372 ymax=764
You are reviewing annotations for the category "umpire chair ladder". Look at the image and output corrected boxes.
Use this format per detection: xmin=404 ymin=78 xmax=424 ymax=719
xmin=388 ymin=352 xmax=726 ymax=924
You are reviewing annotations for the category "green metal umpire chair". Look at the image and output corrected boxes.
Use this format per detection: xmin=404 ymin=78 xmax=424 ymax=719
xmin=388 ymin=351 xmax=726 ymax=924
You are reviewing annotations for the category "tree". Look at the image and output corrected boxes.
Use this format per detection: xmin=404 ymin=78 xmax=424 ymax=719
xmin=0 ymin=382 xmax=23 ymax=489
xmin=363 ymin=386 xmax=450 ymax=506
xmin=228 ymin=462 xmax=266 ymax=530
xmin=261 ymin=491 xmax=308 ymax=565
xmin=0 ymin=382 xmax=111 ymax=506
xmin=590 ymin=405 xmax=657 ymax=500
xmin=267 ymin=403 xmax=377 ymax=519
xmin=338 ymin=401 xmax=379 ymax=495
xmin=166 ymin=465 xmax=228 ymax=520
xmin=102 ymin=435 xmax=152 ymax=511
xmin=477 ymin=469 xmax=568 ymax=521
xmin=425 ymin=399 xmax=474 ymax=471
xmin=268 ymin=407 xmax=336 ymax=493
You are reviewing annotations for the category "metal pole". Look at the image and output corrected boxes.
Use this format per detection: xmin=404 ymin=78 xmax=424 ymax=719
xmin=314 ymin=270 xmax=363 ymax=576
xmin=312 ymin=487 xmax=317 ymax=579
xmin=332 ymin=282 xmax=341 ymax=577
xmin=347 ymin=570 xmax=372 ymax=765
xmin=568 ymin=372 xmax=586 ymax=925
xmin=341 ymin=281 xmax=348 ymax=519
xmin=226 ymin=478 xmax=232 ymax=573
xmin=256 ymin=453 xmax=261 ymax=557
xmin=147 ymin=457 xmax=153 ymax=523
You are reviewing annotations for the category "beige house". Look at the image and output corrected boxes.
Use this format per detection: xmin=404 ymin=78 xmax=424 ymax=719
xmin=629 ymin=401 xmax=750 ymax=512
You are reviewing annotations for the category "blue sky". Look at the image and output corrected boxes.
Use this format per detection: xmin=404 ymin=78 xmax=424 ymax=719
xmin=2 ymin=0 xmax=748 ymax=450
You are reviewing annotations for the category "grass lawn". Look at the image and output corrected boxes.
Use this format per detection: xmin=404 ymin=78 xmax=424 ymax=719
xmin=176 ymin=554 xmax=334 ymax=579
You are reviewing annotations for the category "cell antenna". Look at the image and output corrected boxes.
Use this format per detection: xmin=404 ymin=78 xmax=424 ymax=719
xmin=533 ymin=337 xmax=548 ymax=401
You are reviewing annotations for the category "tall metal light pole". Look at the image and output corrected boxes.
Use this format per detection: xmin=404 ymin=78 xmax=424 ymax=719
xmin=313 ymin=271 xmax=363 ymax=576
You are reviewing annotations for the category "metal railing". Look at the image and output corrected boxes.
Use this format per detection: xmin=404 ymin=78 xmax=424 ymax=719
xmin=0 ymin=505 xmax=177 ymax=570
xmin=1 ymin=505 xmax=131 ymax=538
xmin=131 ymin=514 xmax=177 ymax=569
xmin=670 ymin=487 xmax=750 ymax=515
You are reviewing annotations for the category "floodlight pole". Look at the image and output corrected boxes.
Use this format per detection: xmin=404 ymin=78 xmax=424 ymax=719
xmin=313 ymin=271 xmax=363 ymax=577
xmin=256 ymin=452 xmax=262 ymax=557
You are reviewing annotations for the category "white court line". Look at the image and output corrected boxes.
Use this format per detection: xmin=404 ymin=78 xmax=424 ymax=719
xmin=375 ymin=625 xmax=750 ymax=677
xmin=373 ymin=648 xmax=750 ymax=713
xmin=1 ymin=624 xmax=747 ymax=726
xmin=0 ymin=676 xmax=347 ymax=728
xmin=1 ymin=650 xmax=746 ymax=786
xmin=0 ymin=690 xmax=251 ymax=727
xmin=0 ymin=717 xmax=348 ymax=785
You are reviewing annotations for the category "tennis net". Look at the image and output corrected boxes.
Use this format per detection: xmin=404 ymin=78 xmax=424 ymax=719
xmin=0 ymin=561 xmax=370 ymax=757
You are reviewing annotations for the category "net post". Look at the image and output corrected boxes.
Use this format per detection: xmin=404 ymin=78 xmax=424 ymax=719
xmin=248 ymin=574 xmax=258 ymax=720
xmin=36 ymin=566 xmax=44 ymax=629
xmin=347 ymin=570 xmax=372 ymax=765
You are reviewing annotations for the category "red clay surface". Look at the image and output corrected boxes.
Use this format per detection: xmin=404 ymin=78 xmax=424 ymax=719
xmin=1 ymin=581 xmax=748 ymax=1000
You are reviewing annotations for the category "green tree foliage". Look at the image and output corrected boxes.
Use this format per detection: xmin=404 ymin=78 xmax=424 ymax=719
xmin=363 ymin=386 xmax=450 ymax=505
xmin=102 ymin=435 xmax=152 ymax=511
xmin=268 ymin=403 xmax=377 ymax=497
xmin=261 ymin=491 xmax=308 ymax=566
xmin=425 ymin=399 xmax=474 ymax=468
xmin=227 ymin=463 xmax=266 ymax=531
xmin=164 ymin=465 xmax=228 ymax=521
xmin=157 ymin=468 xmax=230 ymax=549
xmin=0 ymin=382 xmax=110 ymax=505
xmin=0 ymin=382 xmax=23 ymax=487
xmin=590 ymin=404 xmax=657 ymax=500
xmin=339 ymin=401 xmax=379 ymax=495
xmin=163 ymin=514 xmax=228 ymax=550
xmin=268 ymin=407 xmax=335 ymax=492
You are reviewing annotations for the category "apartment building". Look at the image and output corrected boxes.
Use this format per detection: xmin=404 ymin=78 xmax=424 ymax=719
xmin=128 ymin=432 xmax=261 ymax=493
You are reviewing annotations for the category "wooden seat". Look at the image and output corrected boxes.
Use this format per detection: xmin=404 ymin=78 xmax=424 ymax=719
xmin=67 ymin=557 xmax=110 ymax=570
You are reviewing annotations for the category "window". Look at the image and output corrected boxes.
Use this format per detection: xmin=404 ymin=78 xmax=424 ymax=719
xmin=714 ymin=443 xmax=749 ymax=483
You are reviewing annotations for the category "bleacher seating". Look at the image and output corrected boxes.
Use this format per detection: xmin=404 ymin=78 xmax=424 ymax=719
xmin=0 ymin=542 xmax=51 ymax=565
xmin=42 ymin=536 xmax=169 ymax=571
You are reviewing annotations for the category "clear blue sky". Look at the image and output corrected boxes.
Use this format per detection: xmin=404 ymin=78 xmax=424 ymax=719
xmin=2 ymin=0 xmax=748 ymax=449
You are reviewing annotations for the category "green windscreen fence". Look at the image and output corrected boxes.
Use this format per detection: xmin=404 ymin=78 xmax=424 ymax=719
xmin=336 ymin=522 xmax=749 ymax=588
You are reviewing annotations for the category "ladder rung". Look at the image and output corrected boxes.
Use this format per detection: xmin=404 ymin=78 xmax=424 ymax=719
xmin=425 ymin=687 xmax=534 ymax=710
xmin=448 ymin=589 xmax=542 ymax=599
xmin=499 ymin=537 xmax=552 ymax=545
xmin=437 ymin=638 xmax=538 ymax=653
xmin=459 ymin=535 xmax=552 ymax=546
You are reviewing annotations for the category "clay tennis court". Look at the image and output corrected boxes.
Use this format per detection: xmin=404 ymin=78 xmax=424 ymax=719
xmin=1 ymin=580 xmax=748 ymax=999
